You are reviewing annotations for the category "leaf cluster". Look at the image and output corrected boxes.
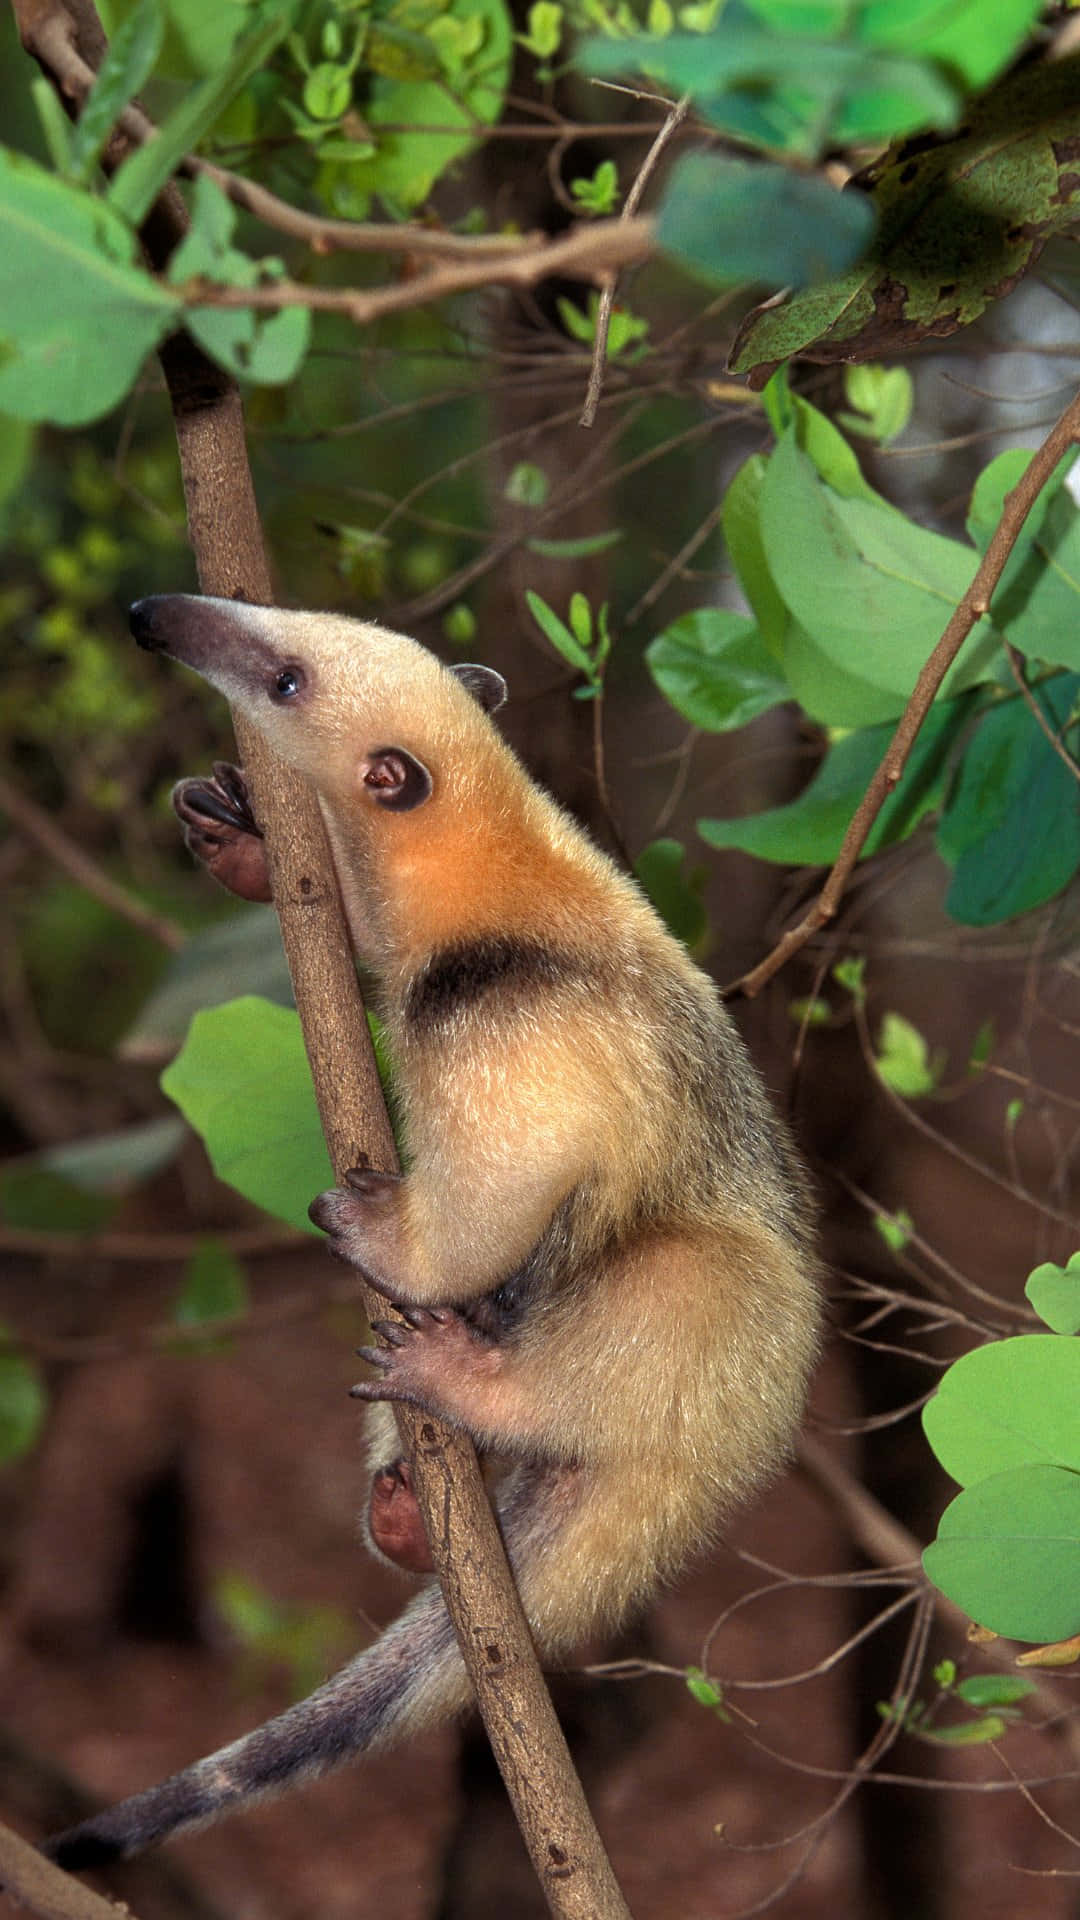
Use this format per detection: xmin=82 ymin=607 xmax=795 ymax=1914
xmin=923 ymin=1260 xmax=1080 ymax=1645
xmin=644 ymin=372 xmax=1080 ymax=928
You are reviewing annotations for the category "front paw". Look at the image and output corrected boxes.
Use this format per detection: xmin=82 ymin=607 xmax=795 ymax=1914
xmin=309 ymin=1166 xmax=406 ymax=1290
xmin=172 ymin=763 xmax=272 ymax=902
xmin=351 ymin=1305 xmax=493 ymax=1412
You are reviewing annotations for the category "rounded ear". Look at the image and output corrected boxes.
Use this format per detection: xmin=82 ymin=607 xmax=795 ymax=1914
xmin=450 ymin=662 xmax=507 ymax=714
xmin=360 ymin=747 xmax=433 ymax=811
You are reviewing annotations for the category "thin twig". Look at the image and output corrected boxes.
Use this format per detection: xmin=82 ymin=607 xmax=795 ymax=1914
xmin=0 ymin=772 xmax=186 ymax=951
xmin=1003 ymin=642 xmax=1080 ymax=778
xmin=734 ymin=389 xmax=1080 ymax=996
xmin=580 ymin=94 xmax=690 ymax=428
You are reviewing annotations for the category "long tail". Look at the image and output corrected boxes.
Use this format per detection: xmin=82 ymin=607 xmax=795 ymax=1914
xmin=45 ymin=1450 xmax=704 ymax=1871
xmin=45 ymin=1583 xmax=465 ymax=1870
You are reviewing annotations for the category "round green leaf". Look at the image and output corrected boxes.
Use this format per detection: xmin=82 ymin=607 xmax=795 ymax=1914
xmin=1026 ymin=1254 xmax=1080 ymax=1335
xmin=161 ymin=996 xmax=334 ymax=1235
xmin=646 ymin=609 xmax=789 ymax=732
xmin=0 ymin=147 xmax=179 ymax=426
xmin=924 ymin=1464 xmax=1080 ymax=1642
xmin=658 ymin=155 xmax=874 ymax=290
xmin=923 ymin=1334 xmax=1080 ymax=1487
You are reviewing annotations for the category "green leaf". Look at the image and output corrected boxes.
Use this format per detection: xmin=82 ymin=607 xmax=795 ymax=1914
xmin=68 ymin=0 xmax=165 ymax=186
xmin=443 ymin=603 xmax=477 ymax=646
xmin=571 ymin=158 xmax=618 ymax=215
xmin=518 ymin=0 xmax=563 ymax=58
xmin=657 ymin=155 xmax=875 ymax=290
xmin=967 ymin=450 xmax=1080 ymax=675
xmin=525 ymin=589 xmax=593 ymax=675
xmin=684 ymin=1665 xmax=730 ymax=1717
xmin=505 ymin=462 xmax=549 ymax=507
xmin=0 ymin=148 xmax=180 ymax=426
xmin=647 ymin=609 xmax=789 ymax=732
xmin=730 ymin=56 xmax=1080 ymax=383
xmin=953 ymin=1673 xmax=1035 ymax=1709
xmin=839 ymin=363 xmax=913 ymax=443
xmin=107 ymin=2 xmax=298 ymax=226
xmin=923 ymin=1334 xmax=1080 ymax=1486
xmin=1026 ymin=1253 xmax=1080 ymax=1336
xmin=169 ymin=0 xmax=255 ymax=71
xmin=873 ymin=1206 xmax=913 ymax=1253
xmin=850 ymin=0 xmax=1042 ymax=92
xmin=319 ymin=0 xmax=511 ymax=216
xmin=161 ymin=996 xmax=333 ymax=1235
xmin=526 ymin=531 xmax=624 ymax=559
xmin=699 ymin=699 xmax=967 ymax=866
xmin=581 ymin=29 xmax=958 ymax=154
xmin=937 ymin=678 xmax=1080 ymax=926
xmin=173 ymin=1238 xmax=250 ymax=1327
xmin=918 ymin=1714 xmax=1008 ymax=1746
xmin=873 ymin=1010 xmax=940 ymax=1097
xmin=121 ymin=908 xmax=293 ymax=1060
xmin=924 ymin=1464 xmax=1080 ymax=1643
xmin=0 ymin=1167 xmax=116 ymax=1234
xmin=633 ymin=839 xmax=708 ymax=949
xmin=167 ymin=173 xmax=311 ymax=384
xmin=721 ymin=455 xmax=788 ymax=656
xmin=760 ymin=435 xmax=1000 ymax=725
xmin=0 ymin=1331 xmax=47 ymax=1463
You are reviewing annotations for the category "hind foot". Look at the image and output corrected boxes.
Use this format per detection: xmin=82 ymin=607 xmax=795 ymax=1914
xmin=368 ymin=1458 xmax=434 ymax=1574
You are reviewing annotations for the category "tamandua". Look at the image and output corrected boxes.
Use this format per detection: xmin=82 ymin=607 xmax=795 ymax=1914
xmin=47 ymin=594 xmax=820 ymax=1869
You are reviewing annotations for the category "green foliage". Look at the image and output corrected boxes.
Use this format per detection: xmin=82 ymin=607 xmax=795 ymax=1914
xmin=213 ymin=1570 xmax=357 ymax=1701
xmin=872 ymin=1011 xmax=942 ymax=1097
xmin=65 ymin=0 xmax=165 ymax=187
xmin=579 ymin=0 xmax=1040 ymax=300
xmin=557 ymin=291 xmax=649 ymax=357
xmin=656 ymin=154 xmax=875 ymax=290
xmin=633 ymin=839 xmax=707 ymax=950
xmin=837 ymin=364 xmax=913 ymax=444
xmin=730 ymin=51 xmax=1080 ymax=379
xmin=172 ymin=1238 xmax=251 ymax=1343
xmin=526 ymin=589 xmax=611 ymax=697
xmin=923 ymin=1326 xmax=1080 ymax=1641
xmin=1025 ymin=1253 xmax=1080 ymax=1337
xmin=0 ymin=148 xmax=181 ymax=426
xmin=638 ymin=377 xmax=1080 ymax=927
xmin=872 ymin=1206 xmax=913 ymax=1254
xmin=684 ymin=1665 xmax=731 ymax=1720
xmin=312 ymin=0 xmax=513 ymax=217
xmin=877 ymin=1659 xmax=1034 ymax=1748
xmin=161 ymin=996 xmax=334 ymax=1234
xmin=166 ymin=175 xmax=310 ymax=383
xmin=646 ymin=608 xmax=790 ymax=731
xmin=570 ymin=159 xmax=619 ymax=216
xmin=0 ymin=1329 xmax=47 ymax=1464
xmin=107 ymin=3 xmax=300 ymax=225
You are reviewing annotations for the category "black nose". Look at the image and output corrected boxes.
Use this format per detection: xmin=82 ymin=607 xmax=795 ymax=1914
xmin=129 ymin=597 xmax=170 ymax=651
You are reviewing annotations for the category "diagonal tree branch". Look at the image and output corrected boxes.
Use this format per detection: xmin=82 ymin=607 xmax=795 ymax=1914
xmin=734 ymin=385 xmax=1080 ymax=997
xmin=11 ymin=5 xmax=633 ymax=1915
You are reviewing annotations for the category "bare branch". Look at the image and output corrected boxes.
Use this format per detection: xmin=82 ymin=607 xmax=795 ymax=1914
xmin=580 ymin=94 xmax=690 ymax=428
xmin=0 ymin=772 xmax=185 ymax=952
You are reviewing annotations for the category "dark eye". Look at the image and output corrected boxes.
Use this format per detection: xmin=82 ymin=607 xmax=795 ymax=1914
xmin=270 ymin=664 xmax=305 ymax=702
